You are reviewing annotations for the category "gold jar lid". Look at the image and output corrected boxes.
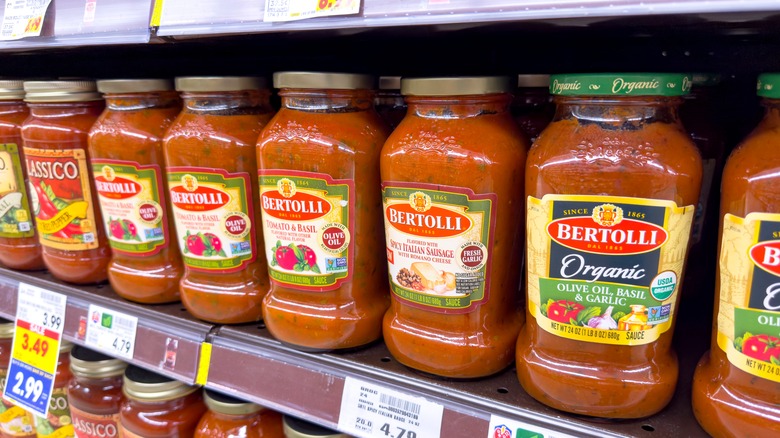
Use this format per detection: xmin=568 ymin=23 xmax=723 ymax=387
xmin=0 ymin=80 xmax=25 ymax=100
xmin=204 ymin=389 xmax=263 ymax=416
xmin=378 ymin=76 xmax=401 ymax=90
xmin=273 ymin=72 xmax=374 ymax=90
xmin=0 ymin=318 xmax=13 ymax=338
xmin=70 ymin=345 xmax=127 ymax=378
xmin=401 ymin=76 xmax=512 ymax=96
xmin=283 ymin=416 xmax=349 ymax=438
xmin=175 ymin=76 xmax=266 ymax=92
xmin=24 ymin=80 xmax=102 ymax=102
xmin=123 ymin=365 xmax=199 ymax=402
xmin=517 ymin=74 xmax=550 ymax=88
xmin=97 ymin=79 xmax=174 ymax=94
xmin=60 ymin=340 xmax=73 ymax=354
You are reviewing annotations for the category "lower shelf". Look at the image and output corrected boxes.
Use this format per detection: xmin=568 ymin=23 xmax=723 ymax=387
xmin=0 ymin=267 xmax=709 ymax=437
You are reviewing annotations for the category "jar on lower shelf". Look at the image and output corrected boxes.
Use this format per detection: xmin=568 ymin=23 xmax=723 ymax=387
xmin=67 ymin=346 xmax=126 ymax=438
xmin=195 ymin=389 xmax=283 ymax=438
xmin=119 ymin=365 xmax=206 ymax=437
xmin=282 ymin=416 xmax=350 ymax=438
xmin=34 ymin=341 xmax=74 ymax=438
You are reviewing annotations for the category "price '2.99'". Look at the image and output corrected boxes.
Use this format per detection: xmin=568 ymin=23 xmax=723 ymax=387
xmin=10 ymin=372 xmax=44 ymax=403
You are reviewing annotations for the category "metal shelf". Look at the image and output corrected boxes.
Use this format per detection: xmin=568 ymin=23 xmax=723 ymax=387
xmin=0 ymin=268 xmax=708 ymax=437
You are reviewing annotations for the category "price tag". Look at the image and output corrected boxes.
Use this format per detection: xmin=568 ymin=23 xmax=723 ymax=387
xmin=2 ymin=283 xmax=66 ymax=417
xmin=0 ymin=0 xmax=53 ymax=40
xmin=338 ymin=377 xmax=443 ymax=438
xmin=85 ymin=305 xmax=137 ymax=360
xmin=264 ymin=0 xmax=361 ymax=23
xmin=487 ymin=415 xmax=579 ymax=438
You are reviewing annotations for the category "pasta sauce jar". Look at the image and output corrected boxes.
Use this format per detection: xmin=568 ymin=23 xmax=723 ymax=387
xmin=67 ymin=345 xmax=126 ymax=438
xmin=257 ymin=72 xmax=389 ymax=350
xmin=0 ymin=80 xmax=43 ymax=271
xmin=35 ymin=341 xmax=74 ymax=438
xmin=21 ymin=81 xmax=109 ymax=284
xmin=374 ymin=76 xmax=406 ymax=130
xmin=517 ymin=73 xmax=702 ymax=418
xmin=195 ymin=389 xmax=283 ymax=438
xmin=89 ymin=79 xmax=183 ymax=303
xmin=692 ymin=74 xmax=780 ymax=437
xmin=0 ymin=318 xmax=36 ymax=438
xmin=164 ymin=77 xmax=274 ymax=323
xmin=380 ymin=77 xmax=527 ymax=378
xmin=119 ymin=365 xmax=206 ymax=437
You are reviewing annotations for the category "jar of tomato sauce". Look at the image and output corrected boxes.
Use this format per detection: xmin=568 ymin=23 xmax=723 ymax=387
xmin=517 ymin=73 xmax=702 ymax=418
xmin=0 ymin=318 xmax=36 ymax=438
xmin=374 ymin=76 xmax=406 ymax=130
xmin=257 ymin=72 xmax=389 ymax=351
xmin=380 ymin=77 xmax=527 ymax=378
xmin=691 ymin=73 xmax=780 ymax=437
xmin=511 ymin=74 xmax=553 ymax=143
xmin=21 ymin=81 xmax=109 ymax=284
xmin=119 ymin=365 xmax=206 ymax=437
xmin=282 ymin=416 xmax=348 ymax=438
xmin=0 ymin=80 xmax=43 ymax=271
xmin=164 ymin=77 xmax=274 ymax=323
xmin=67 ymin=345 xmax=126 ymax=438
xmin=88 ymin=79 xmax=183 ymax=303
xmin=195 ymin=389 xmax=283 ymax=438
xmin=33 ymin=341 xmax=74 ymax=437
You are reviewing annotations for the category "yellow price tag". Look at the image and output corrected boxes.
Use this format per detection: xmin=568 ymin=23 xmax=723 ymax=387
xmin=12 ymin=322 xmax=59 ymax=374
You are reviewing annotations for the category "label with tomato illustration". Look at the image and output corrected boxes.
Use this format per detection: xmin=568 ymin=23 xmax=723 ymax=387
xmin=92 ymin=159 xmax=169 ymax=257
xmin=0 ymin=143 xmax=34 ymax=238
xmin=382 ymin=182 xmax=496 ymax=313
xmin=168 ymin=167 xmax=256 ymax=273
xmin=259 ymin=170 xmax=353 ymax=291
xmin=24 ymin=148 xmax=99 ymax=251
xmin=527 ymin=195 xmax=694 ymax=345
xmin=717 ymin=213 xmax=780 ymax=382
xmin=34 ymin=387 xmax=74 ymax=438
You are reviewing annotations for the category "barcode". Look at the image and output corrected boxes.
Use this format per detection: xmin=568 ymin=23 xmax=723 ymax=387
xmin=380 ymin=393 xmax=421 ymax=415
xmin=40 ymin=290 xmax=62 ymax=305
xmin=267 ymin=0 xmax=289 ymax=13
xmin=114 ymin=316 xmax=135 ymax=329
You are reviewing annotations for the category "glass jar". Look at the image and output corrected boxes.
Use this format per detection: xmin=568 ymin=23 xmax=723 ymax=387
xmin=0 ymin=318 xmax=36 ymax=438
xmin=0 ymin=80 xmax=43 ymax=271
xmin=692 ymin=73 xmax=780 ymax=436
xmin=380 ymin=77 xmax=527 ymax=378
xmin=163 ymin=77 xmax=274 ymax=323
xmin=88 ymin=79 xmax=183 ymax=303
xmin=517 ymin=73 xmax=702 ymax=418
xmin=282 ymin=416 xmax=348 ymax=438
xmin=257 ymin=72 xmax=390 ymax=351
xmin=67 ymin=345 xmax=126 ymax=438
xmin=511 ymin=74 xmax=553 ymax=143
xmin=195 ymin=389 xmax=283 ymax=438
xmin=119 ymin=365 xmax=206 ymax=437
xmin=34 ymin=341 xmax=74 ymax=437
xmin=21 ymin=81 xmax=109 ymax=284
xmin=374 ymin=76 xmax=406 ymax=130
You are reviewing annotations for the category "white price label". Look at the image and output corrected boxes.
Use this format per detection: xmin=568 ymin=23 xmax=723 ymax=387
xmin=16 ymin=283 xmax=66 ymax=335
xmin=264 ymin=0 xmax=361 ymax=22
xmin=338 ymin=377 xmax=442 ymax=438
xmin=487 ymin=415 xmax=579 ymax=438
xmin=85 ymin=305 xmax=137 ymax=360
xmin=0 ymin=0 xmax=52 ymax=40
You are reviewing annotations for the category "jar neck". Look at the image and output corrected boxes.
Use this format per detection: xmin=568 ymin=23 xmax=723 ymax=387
xmin=74 ymin=374 xmax=123 ymax=385
xmin=27 ymin=100 xmax=104 ymax=116
xmin=210 ymin=410 xmax=259 ymax=422
xmin=280 ymin=89 xmax=373 ymax=112
xmin=406 ymin=94 xmax=511 ymax=119
xmin=105 ymin=92 xmax=180 ymax=111
xmin=552 ymin=96 xmax=683 ymax=127
xmin=182 ymin=90 xmax=270 ymax=113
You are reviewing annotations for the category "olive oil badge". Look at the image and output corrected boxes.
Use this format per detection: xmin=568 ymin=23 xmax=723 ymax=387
xmin=527 ymin=195 xmax=693 ymax=345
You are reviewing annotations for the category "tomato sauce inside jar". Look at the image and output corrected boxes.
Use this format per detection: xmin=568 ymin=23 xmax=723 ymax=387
xmin=67 ymin=345 xmax=126 ymax=438
xmin=195 ymin=389 xmax=283 ymax=438
xmin=89 ymin=79 xmax=183 ymax=303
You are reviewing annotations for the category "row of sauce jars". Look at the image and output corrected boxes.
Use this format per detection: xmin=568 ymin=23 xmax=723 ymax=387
xmin=0 ymin=71 xmax=777 ymax=434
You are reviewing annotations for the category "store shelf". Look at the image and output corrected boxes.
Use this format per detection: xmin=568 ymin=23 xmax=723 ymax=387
xmin=156 ymin=0 xmax=780 ymax=38
xmin=0 ymin=0 xmax=153 ymax=50
xmin=0 ymin=267 xmax=213 ymax=383
xmin=0 ymin=267 xmax=709 ymax=437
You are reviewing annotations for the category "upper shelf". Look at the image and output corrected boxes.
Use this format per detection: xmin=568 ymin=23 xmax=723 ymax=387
xmin=0 ymin=0 xmax=778 ymax=51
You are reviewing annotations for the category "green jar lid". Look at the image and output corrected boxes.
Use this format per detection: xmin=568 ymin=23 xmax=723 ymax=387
xmin=757 ymin=73 xmax=780 ymax=99
xmin=550 ymin=73 xmax=692 ymax=96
